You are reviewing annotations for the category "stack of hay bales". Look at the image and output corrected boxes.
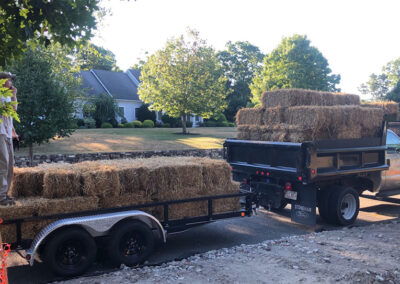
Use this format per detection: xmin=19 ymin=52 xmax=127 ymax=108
xmin=361 ymin=101 xmax=399 ymax=121
xmin=0 ymin=157 xmax=239 ymax=243
xmin=236 ymin=89 xmax=384 ymax=142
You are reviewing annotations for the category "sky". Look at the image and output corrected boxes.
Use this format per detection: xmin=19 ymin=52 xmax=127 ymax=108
xmin=93 ymin=0 xmax=400 ymax=97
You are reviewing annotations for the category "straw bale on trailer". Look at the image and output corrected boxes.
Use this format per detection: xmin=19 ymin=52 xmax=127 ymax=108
xmin=236 ymin=107 xmax=286 ymax=126
xmin=81 ymin=166 xmax=120 ymax=198
xmin=9 ymin=167 xmax=45 ymax=198
xmin=361 ymin=101 xmax=399 ymax=116
xmin=0 ymin=197 xmax=99 ymax=243
xmin=42 ymin=169 xmax=82 ymax=198
xmin=261 ymin=89 xmax=360 ymax=108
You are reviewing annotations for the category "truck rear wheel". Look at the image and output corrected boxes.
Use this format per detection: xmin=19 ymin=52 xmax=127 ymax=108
xmin=107 ymin=221 xmax=155 ymax=266
xmin=44 ymin=227 xmax=97 ymax=277
xmin=327 ymin=186 xmax=360 ymax=226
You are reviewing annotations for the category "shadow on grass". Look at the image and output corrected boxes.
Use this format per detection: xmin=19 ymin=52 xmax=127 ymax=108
xmin=172 ymin=132 xmax=201 ymax=136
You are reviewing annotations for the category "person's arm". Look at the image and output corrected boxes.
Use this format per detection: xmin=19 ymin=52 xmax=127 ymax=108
xmin=12 ymin=126 xmax=18 ymax=140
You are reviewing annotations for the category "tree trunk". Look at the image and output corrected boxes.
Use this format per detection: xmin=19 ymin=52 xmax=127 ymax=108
xmin=182 ymin=115 xmax=187 ymax=134
xmin=29 ymin=144 xmax=33 ymax=167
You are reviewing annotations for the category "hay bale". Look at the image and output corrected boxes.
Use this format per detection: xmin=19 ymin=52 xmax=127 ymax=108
xmin=361 ymin=101 xmax=399 ymax=115
xmin=9 ymin=167 xmax=45 ymax=198
xmin=236 ymin=107 xmax=264 ymax=125
xmin=262 ymin=89 xmax=360 ymax=108
xmin=82 ymin=166 xmax=120 ymax=198
xmin=42 ymin=169 xmax=82 ymax=198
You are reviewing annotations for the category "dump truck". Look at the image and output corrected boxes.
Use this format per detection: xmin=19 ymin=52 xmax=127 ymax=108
xmin=224 ymin=123 xmax=391 ymax=226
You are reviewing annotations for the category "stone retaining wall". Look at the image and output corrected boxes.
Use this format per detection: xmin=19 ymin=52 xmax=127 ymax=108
xmin=14 ymin=149 xmax=224 ymax=167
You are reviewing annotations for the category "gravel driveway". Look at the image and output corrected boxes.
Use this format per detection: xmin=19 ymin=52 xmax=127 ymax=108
xmin=59 ymin=220 xmax=400 ymax=284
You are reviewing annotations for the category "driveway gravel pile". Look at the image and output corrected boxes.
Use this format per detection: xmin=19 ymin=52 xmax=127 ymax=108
xmin=60 ymin=221 xmax=400 ymax=284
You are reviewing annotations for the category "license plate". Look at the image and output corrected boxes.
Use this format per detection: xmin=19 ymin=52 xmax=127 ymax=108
xmin=284 ymin=190 xmax=297 ymax=200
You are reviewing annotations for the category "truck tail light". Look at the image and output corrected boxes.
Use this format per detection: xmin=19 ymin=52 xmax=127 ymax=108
xmin=285 ymin=182 xmax=292 ymax=191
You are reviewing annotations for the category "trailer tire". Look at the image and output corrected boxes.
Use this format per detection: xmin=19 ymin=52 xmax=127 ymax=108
xmin=327 ymin=186 xmax=360 ymax=226
xmin=44 ymin=227 xmax=97 ymax=277
xmin=107 ymin=221 xmax=155 ymax=266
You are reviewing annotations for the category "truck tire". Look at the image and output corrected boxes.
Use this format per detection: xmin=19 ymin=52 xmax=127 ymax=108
xmin=327 ymin=186 xmax=360 ymax=226
xmin=44 ymin=227 xmax=97 ymax=277
xmin=317 ymin=189 xmax=332 ymax=221
xmin=107 ymin=221 xmax=155 ymax=266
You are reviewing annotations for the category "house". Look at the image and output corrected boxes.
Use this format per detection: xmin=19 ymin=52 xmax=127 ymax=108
xmin=78 ymin=69 xmax=204 ymax=126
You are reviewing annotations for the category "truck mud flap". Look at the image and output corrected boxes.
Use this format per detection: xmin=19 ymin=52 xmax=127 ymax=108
xmin=291 ymin=184 xmax=316 ymax=226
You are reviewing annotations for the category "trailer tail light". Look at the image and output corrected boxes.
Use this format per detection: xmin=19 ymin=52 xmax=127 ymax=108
xmin=285 ymin=182 xmax=292 ymax=191
xmin=266 ymin=172 xmax=270 ymax=176
xmin=298 ymin=176 xmax=302 ymax=181
xmin=26 ymin=254 xmax=31 ymax=261
xmin=242 ymin=179 xmax=247 ymax=185
xmin=241 ymin=212 xmax=245 ymax=217
xmin=261 ymin=171 xmax=265 ymax=175
xmin=256 ymin=171 xmax=259 ymax=175
xmin=311 ymin=169 xmax=316 ymax=174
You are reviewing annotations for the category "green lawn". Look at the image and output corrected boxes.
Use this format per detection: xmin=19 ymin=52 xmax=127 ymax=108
xmin=15 ymin=127 xmax=238 ymax=155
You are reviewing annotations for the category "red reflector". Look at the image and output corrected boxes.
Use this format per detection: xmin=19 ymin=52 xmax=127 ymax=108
xmin=311 ymin=169 xmax=316 ymax=174
xmin=261 ymin=171 xmax=265 ymax=175
xmin=243 ymin=179 xmax=247 ymax=185
xmin=298 ymin=176 xmax=302 ymax=181
xmin=285 ymin=182 xmax=292 ymax=191
xmin=26 ymin=254 xmax=31 ymax=261
xmin=266 ymin=172 xmax=270 ymax=176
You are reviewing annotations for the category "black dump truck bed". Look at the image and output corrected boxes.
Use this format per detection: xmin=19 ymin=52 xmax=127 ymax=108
xmin=223 ymin=128 xmax=389 ymax=226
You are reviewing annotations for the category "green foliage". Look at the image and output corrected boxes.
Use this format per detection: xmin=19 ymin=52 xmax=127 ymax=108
xmin=162 ymin=123 xmax=171 ymax=128
xmin=77 ymin=118 xmax=85 ymax=127
xmin=142 ymin=120 xmax=155 ymax=128
xmin=132 ymin=120 xmax=142 ymax=128
xmin=250 ymin=35 xmax=340 ymax=105
xmin=204 ymin=113 xmax=229 ymax=127
xmin=0 ymin=1 xmax=102 ymax=67
xmin=0 ymin=78 xmax=19 ymax=123
xmin=138 ymin=29 xmax=229 ymax=133
xmin=386 ymin=80 xmax=400 ymax=102
xmin=75 ymin=43 xmax=120 ymax=71
xmin=85 ymin=94 xmax=122 ymax=128
xmin=120 ymin=117 xmax=128 ymax=124
xmin=101 ymin=122 xmax=113 ymax=128
xmin=136 ymin=104 xmax=156 ymax=123
xmin=218 ymin=41 xmax=264 ymax=121
xmin=84 ymin=117 xmax=96 ymax=128
xmin=161 ymin=114 xmax=181 ymax=127
xmin=359 ymin=58 xmax=400 ymax=100
xmin=117 ymin=123 xmax=124 ymax=128
xmin=123 ymin=122 xmax=134 ymax=128
xmin=9 ymin=45 xmax=79 ymax=151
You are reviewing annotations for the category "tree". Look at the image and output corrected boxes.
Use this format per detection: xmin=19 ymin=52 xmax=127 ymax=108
xmin=0 ymin=0 xmax=103 ymax=67
xmin=359 ymin=58 xmax=400 ymax=100
xmin=84 ymin=94 xmax=122 ymax=128
xmin=138 ymin=30 xmax=229 ymax=134
xmin=386 ymin=80 xmax=400 ymax=102
xmin=10 ymin=44 xmax=80 ymax=164
xmin=250 ymin=35 xmax=341 ymax=105
xmin=217 ymin=41 xmax=264 ymax=121
xmin=75 ymin=43 xmax=120 ymax=71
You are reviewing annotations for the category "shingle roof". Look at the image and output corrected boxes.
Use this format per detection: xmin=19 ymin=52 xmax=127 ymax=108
xmin=79 ymin=69 xmax=141 ymax=101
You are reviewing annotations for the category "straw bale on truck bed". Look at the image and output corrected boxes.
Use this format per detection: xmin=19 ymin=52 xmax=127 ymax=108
xmin=237 ymin=106 xmax=383 ymax=142
xmin=262 ymin=89 xmax=360 ymax=108
xmin=361 ymin=101 xmax=399 ymax=115
xmin=1 ymin=157 xmax=240 ymax=243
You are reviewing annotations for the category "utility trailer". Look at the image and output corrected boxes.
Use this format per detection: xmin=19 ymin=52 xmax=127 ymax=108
xmin=224 ymin=124 xmax=389 ymax=226
xmin=3 ymin=193 xmax=252 ymax=277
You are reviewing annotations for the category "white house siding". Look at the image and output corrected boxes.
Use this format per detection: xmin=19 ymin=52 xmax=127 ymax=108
xmin=116 ymin=99 xmax=143 ymax=122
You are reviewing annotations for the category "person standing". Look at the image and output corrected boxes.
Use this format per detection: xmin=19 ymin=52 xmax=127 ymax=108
xmin=0 ymin=72 xmax=18 ymax=206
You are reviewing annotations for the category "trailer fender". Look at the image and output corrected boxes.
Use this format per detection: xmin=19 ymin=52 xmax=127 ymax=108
xmin=25 ymin=210 xmax=166 ymax=266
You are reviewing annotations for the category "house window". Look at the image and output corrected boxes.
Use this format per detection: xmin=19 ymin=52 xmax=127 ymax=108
xmin=119 ymin=107 xmax=124 ymax=116
xmin=195 ymin=115 xmax=199 ymax=122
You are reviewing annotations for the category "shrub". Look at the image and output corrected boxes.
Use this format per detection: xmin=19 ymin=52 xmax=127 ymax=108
xmin=142 ymin=119 xmax=155 ymax=128
xmin=123 ymin=122 xmax=135 ymax=128
xmin=161 ymin=114 xmax=181 ymax=127
xmin=77 ymin=118 xmax=85 ymax=127
xmin=136 ymin=104 xmax=156 ymax=122
xmin=70 ymin=121 xmax=79 ymax=129
xmin=84 ymin=117 xmax=96 ymax=128
xmin=120 ymin=117 xmax=128 ymax=124
xmin=117 ymin=123 xmax=124 ymax=128
xmin=101 ymin=122 xmax=113 ymax=128
xmin=108 ymin=118 xmax=118 ymax=128
xmin=185 ymin=121 xmax=193 ymax=128
xmin=228 ymin=122 xmax=235 ymax=127
xmin=205 ymin=121 xmax=217 ymax=127
xmin=162 ymin=122 xmax=171 ymax=128
xmin=132 ymin=120 xmax=142 ymax=128
xmin=155 ymin=121 xmax=163 ymax=128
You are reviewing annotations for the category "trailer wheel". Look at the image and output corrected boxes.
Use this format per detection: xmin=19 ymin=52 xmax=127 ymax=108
xmin=107 ymin=221 xmax=155 ymax=266
xmin=44 ymin=227 xmax=97 ymax=277
xmin=327 ymin=186 xmax=360 ymax=226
